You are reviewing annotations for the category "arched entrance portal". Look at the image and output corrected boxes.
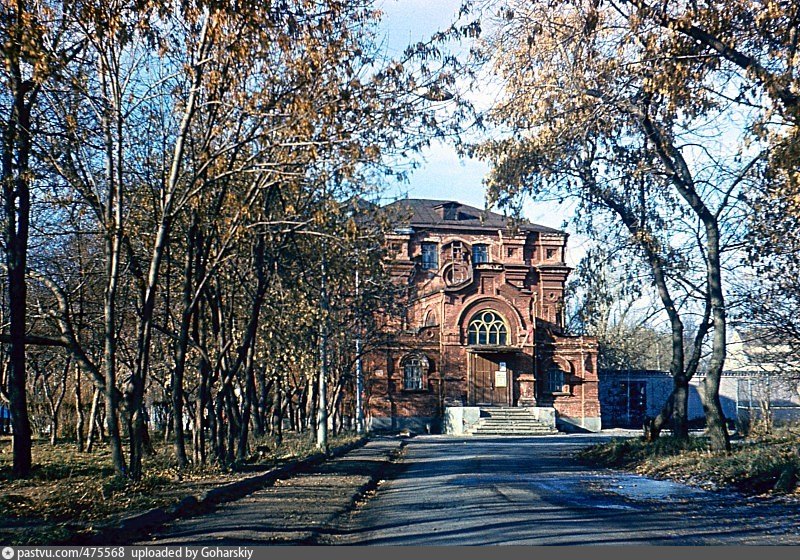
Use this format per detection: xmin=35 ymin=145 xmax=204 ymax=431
xmin=465 ymin=310 xmax=516 ymax=406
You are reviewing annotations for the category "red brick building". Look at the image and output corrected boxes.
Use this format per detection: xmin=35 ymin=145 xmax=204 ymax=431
xmin=366 ymin=199 xmax=600 ymax=433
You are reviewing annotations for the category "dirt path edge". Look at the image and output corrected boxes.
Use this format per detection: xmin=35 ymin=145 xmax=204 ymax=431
xmin=75 ymin=437 xmax=369 ymax=545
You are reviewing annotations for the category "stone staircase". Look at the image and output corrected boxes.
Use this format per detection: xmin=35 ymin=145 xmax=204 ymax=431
xmin=465 ymin=407 xmax=560 ymax=436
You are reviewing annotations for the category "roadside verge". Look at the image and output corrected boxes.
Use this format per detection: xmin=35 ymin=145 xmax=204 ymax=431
xmin=83 ymin=437 xmax=370 ymax=545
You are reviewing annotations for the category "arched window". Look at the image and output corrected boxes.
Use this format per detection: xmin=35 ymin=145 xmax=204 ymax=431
xmin=401 ymin=354 xmax=429 ymax=391
xmin=423 ymin=309 xmax=438 ymax=327
xmin=467 ymin=310 xmax=508 ymax=346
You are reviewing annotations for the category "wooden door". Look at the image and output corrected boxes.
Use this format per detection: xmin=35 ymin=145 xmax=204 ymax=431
xmin=470 ymin=353 xmax=511 ymax=405
xmin=626 ymin=381 xmax=647 ymax=427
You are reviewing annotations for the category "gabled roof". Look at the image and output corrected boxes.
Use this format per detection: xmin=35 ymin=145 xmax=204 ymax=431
xmin=384 ymin=198 xmax=563 ymax=234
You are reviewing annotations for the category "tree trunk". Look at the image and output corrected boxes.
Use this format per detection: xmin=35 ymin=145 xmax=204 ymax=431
xmin=194 ymin=354 xmax=211 ymax=465
xmin=224 ymin=391 xmax=237 ymax=466
xmin=641 ymin=115 xmax=731 ymax=452
xmin=85 ymin=387 xmax=101 ymax=453
xmin=700 ymin=223 xmax=731 ymax=451
xmin=142 ymin=416 xmax=155 ymax=456
xmin=100 ymin=67 xmax=126 ymax=476
xmin=237 ymin=364 xmax=255 ymax=463
xmin=75 ymin=367 xmax=85 ymax=452
xmin=193 ymin=385 xmax=206 ymax=465
xmin=127 ymin=12 xmax=210 ymax=481
xmin=193 ymin=238 xmax=209 ymax=466
xmin=213 ymin=392 xmax=226 ymax=465
xmin=163 ymin=409 xmax=172 ymax=443
xmin=129 ymin=219 xmax=170 ymax=480
xmin=255 ymin=371 xmax=269 ymax=436
xmin=2 ymin=50 xmax=34 ymax=478
xmin=273 ymin=380 xmax=284 ymax=446
xmin=671 ymin=377 xmax=689 ymax=438
xmin=172 ymin=218 xmax=197 ymax=469
xmin=48 ymin=361 xmax=69 ymax=446
xmin=50 ymin=416 xmax=58 ymax=446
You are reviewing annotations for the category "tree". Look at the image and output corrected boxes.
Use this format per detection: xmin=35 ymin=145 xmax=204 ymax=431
xmin=44 ymin=0 xmax=410 ymax=477
xmin=615 ymin=1 xmax=800 ymax=296
xmin=460 ymin=0 xmax=769 ymax=450
xmin=0 ymin=0 xmax=454 ymax=481
xmin=0 ymin=0 xmax=85 ymax=476
xmin=567 ymin=244 xmax=672 ymax=371
xmin=617 ymin=1 xmax=800 ymax=125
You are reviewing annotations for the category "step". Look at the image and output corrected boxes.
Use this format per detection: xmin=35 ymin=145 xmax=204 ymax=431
xmin=466 ymin=424 xmax=559 ymax=433
xmin=467 ymin=434 xmax=558 ymax=437
xmin=481 ymin=411 xmax=543 ymax=417
xmin=481 ymin=417 xmax=546 ymax=422
xmin=468 ymin=432 xmax=559 ymax=436
xmin=467 ymin=429 xmax=559 ymax=435
xmin=477 ymin=423 xmax=552 ymax=428
xmin=473 ymin=424 xmax=555 ymax=429
xmin=466 ymin=407 xmax=559 ymax=436
xmin=469 ymin=428 xmax=557 ymax=433
xmin=478 ymin=423 xmax=551 ymax=428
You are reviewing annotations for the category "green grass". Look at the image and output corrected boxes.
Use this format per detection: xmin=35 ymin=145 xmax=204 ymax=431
xmin=578 ymin=430 xmax=800 ymax=495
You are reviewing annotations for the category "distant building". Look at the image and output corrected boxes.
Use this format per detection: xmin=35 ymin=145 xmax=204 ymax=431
xmin=599 ymin=331 xmax=800 ymax=429
xmin=366 ymin=199 xmax=600 ymax=433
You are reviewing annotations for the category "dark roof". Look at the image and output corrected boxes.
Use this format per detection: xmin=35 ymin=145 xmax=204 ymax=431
xmin=384 ymin=199 xmax=563 ymax=234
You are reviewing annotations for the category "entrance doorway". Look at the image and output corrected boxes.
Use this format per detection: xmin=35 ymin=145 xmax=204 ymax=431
xmin=607 ymin=380 xmax=647 ymax=427
xmin=469 ymin=353 xmax=512 ymax=406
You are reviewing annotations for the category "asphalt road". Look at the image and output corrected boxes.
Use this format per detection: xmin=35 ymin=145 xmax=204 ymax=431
xmin=326 ymin=435 xmax=800 ymax=545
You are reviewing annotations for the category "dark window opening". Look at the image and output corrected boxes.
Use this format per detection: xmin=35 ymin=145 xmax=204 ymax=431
xmin=472 ymin=244 xmax=489 ymax=264
xmin=548 ymin=368 xmax=566 ymax=393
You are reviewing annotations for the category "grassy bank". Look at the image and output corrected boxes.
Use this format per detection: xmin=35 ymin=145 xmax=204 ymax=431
xmin=0 ymin=431 xmax=362 ymax=545
xmin=578 ymin=430 xmax=800 ymax=496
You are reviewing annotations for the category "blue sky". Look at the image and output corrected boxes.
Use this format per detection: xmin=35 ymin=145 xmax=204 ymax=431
xmin=377 ymin=1 xmax=589 ymax=263
xmin=378 ymin=1 xmax=490 ymax=209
